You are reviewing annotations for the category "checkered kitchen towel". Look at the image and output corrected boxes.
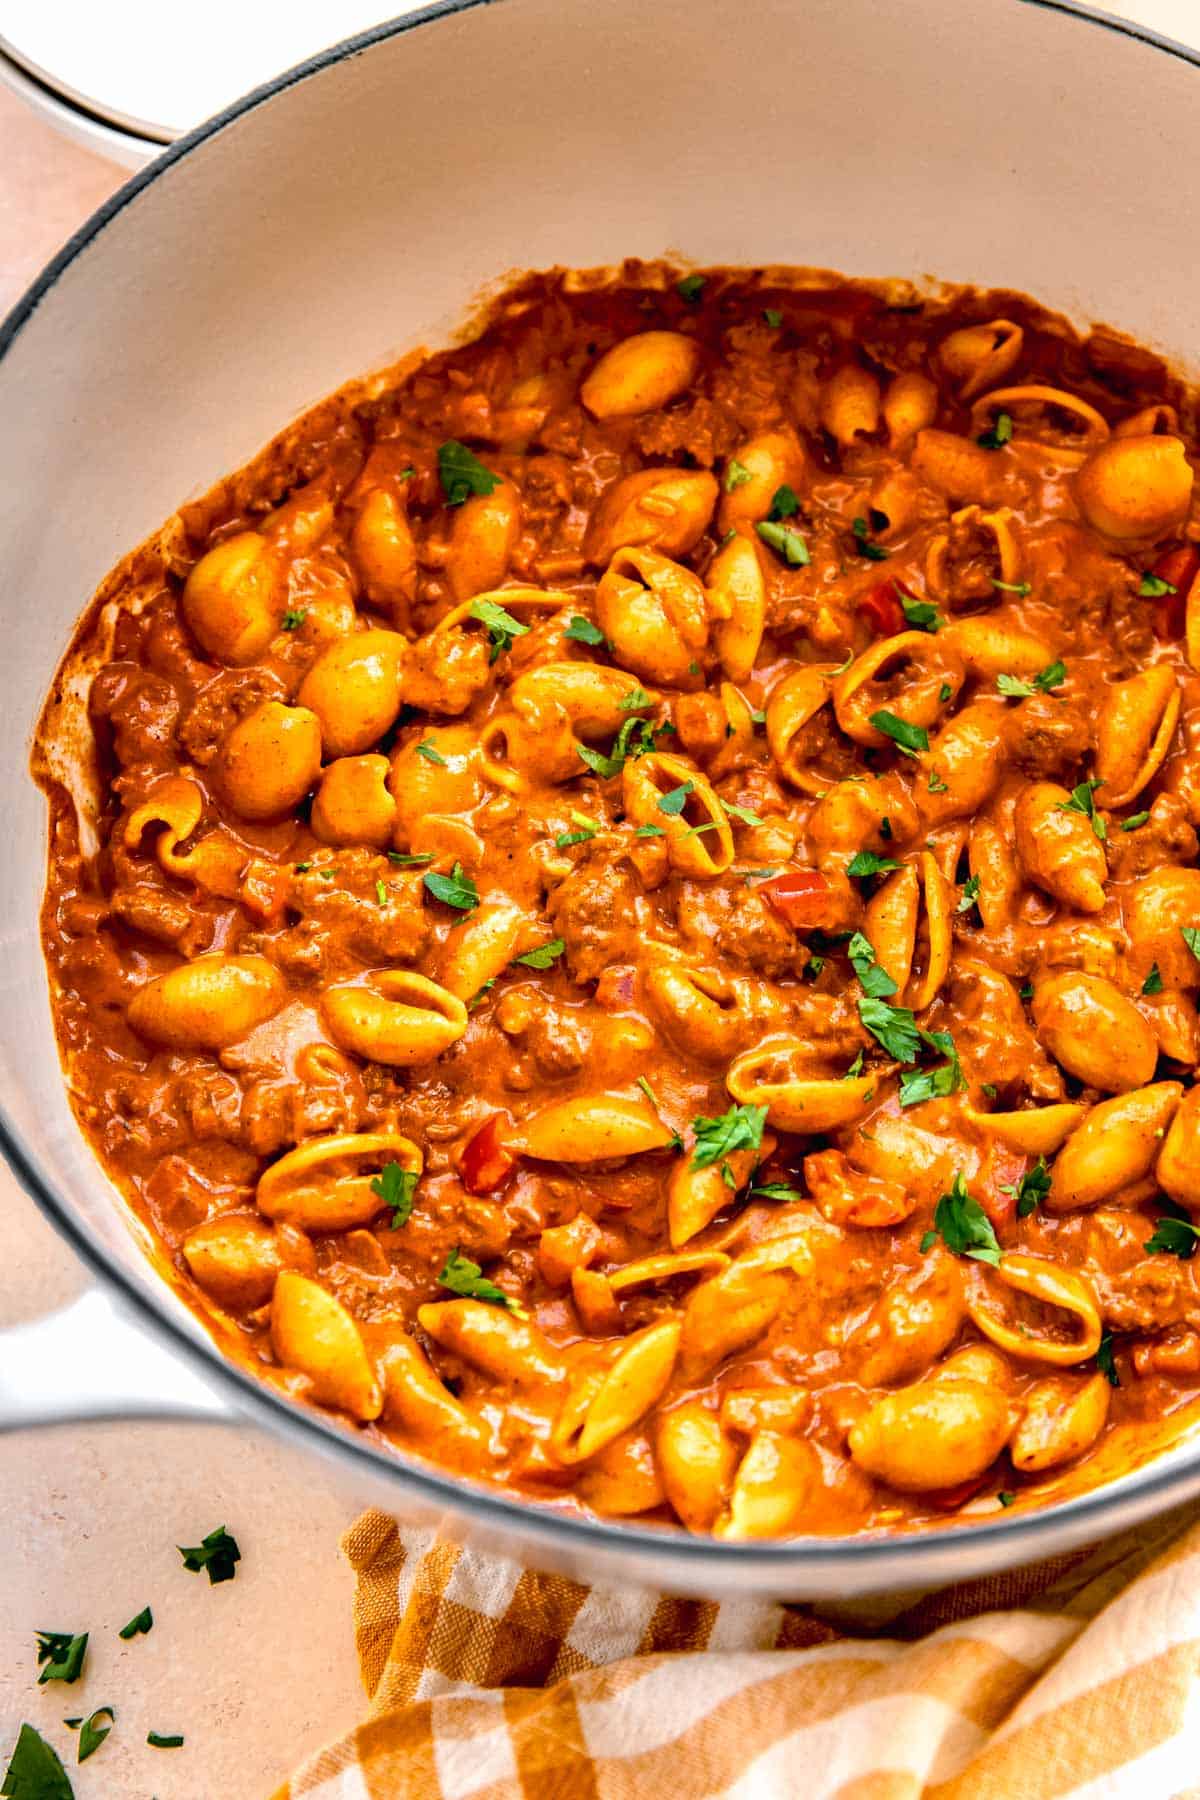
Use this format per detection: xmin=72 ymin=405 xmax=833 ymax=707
xmin=275 ymin=1502 xmax=1200 ymax=1798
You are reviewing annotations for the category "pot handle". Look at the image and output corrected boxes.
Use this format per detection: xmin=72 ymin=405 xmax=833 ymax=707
xmin=0 ymin=1287 xmax=239 ymax=1430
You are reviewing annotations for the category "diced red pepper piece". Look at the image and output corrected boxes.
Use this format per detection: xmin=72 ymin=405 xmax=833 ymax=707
xmin=759 ymin=868 xmax=837 ymax=930
xmin=856 ymin=580 xmax=903 ymax=637
xmin=461 ymin=1113 xmax=517 ymax=1194
xmin=1148 ymin=545 xmax=1200 ymax=640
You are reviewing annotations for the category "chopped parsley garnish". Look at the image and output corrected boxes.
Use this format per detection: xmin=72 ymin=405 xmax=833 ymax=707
xmin=35 ymin=1632 xmax=88 ymax=1685
xmin=1059 ymin=778 xmax=1107 ymax=841
xmin=858 ymin=993 xmax=921 ymax=1063
xmin=577 ymin=742 xmax=623 ymax=780
xmin=281 ymin=609 xmax=308 ymax=631
xmin=415 ymin=739 xmax=447 ymax=765
xmin=1005 ymin=1156 xmax=1051 ymax=1219
xmin=469 ymin=597 xmax=530 ymax=661
xmin=756 ymin=520 xmax=810 ymax=566
xmin=178 ymin=1526 xmax=241 ymax=1584
xmin=880 ymin=817 xmax=893 ymax=840
xmin=870 ymin=710 xmax=928 ymax=756
xmin=1145 ymin=1215 xmax=1200 ymax=1259
xmin=147 ymin=1732 xmax=185 ymax=1749
xmin=576 ymin=712 xmax=663 ymax=780
xmin=118 ymin=1608 xmax=152 ymax=1641
xmin=976 ymin=411 xmax=1013 ymax=449
xmin=724 ymin=458 xmax=753 ymax=493
xmin=804 ymin=954 xmax=825 ymax=980
xmin=997 ymin=1491 xmax=1015 ymax=1508
xmin=768 ymin=484 xmax=800 ymax=520
xmin=620 ymin=685 xmax=652 ymax=711
xmin=997 ymin=660 xmax=1066 ymax=698
xmin=1035 ymin=660 xmax=1068 ymax=690
xmin=389 ymin=851 xmax=434 ymax=866
xmin=997 ymin=673 xmax=1035 ymax=698
xmin=851 ymin=516 xmax=888 ymax=561
xmin=635 ymin=823 xmax=665 ymax=838
xmin=1 ymin=1724 xmax=73 ymax=1797
xmin=848 ymin=930 xmax=898 ymax=1000
xmin=375 ymin=879 xmax=388 ymax=905
xmin=1182 ymin=926 xmax=1200 ymax=967
xmin=468 ymin=980 xmax=496 ymax=1010
xmin=990 ymin=577 xmax=1032 ymax=596
xmin=513 ymin=938 xmax=565 ymax=969
xmin=423 ymin=862 xmax=479 ymax=912
xmin=293 ymin=861 xmax=311 ymax=872
xmin=556 ymin=811 xmax=598 ymax=847
xmin=957 ymin=873 xmax=982 ymax=914
xmin=900 ymin=592 xmax=944 ymax=632
xmin=691 ymin=1103 xmax=767 ymax=1173
xmin=76 ymin=1709 xmax=114 ymax=1764
xmin=898 ymin=1031 xmax=966 ymax=1106
xmin=1143 ymin=963 xmax=1164 ymax=995
xmin=927 ymin=770 xmax=949 ymax=795
xmin=565 ymin=614 xmax=607 ymax=647
xmin=846 ymin=850 xmax=901 ymax=879
xmin=677 ymin=274 xmax=705 ymax=302
xmin=1139 ymin=573 xmax=1176 ymax=598
xmin=763 ymin=308 xmax=783 ymax=328
xmin=437 ymin=440 xmax=502 ymax=506
xmin=1097 ymin=1333 xmax=1120 ymax=1387
xmin=438 ymin=1246 xmax=518 ymax=1309
xmin=371 ymin=1161 xmax=418 ymax=1227
xmin=938 ymin=681 xmax=953 ymax=702
xmin=721 ymin=799 xmax=763 ymax=827
xmin=1120 ymin=812 xmax=1150 ymax=832
xmin=922 ymin=1172 xmax=1001 ymax=1265
xmin=843 ymin=1050 xmax=865 ymax=1080
xmin=750 ymin=1181 xmax=803 ymax=1200
xmin=657 ymin=781 xmax=695 ymax=816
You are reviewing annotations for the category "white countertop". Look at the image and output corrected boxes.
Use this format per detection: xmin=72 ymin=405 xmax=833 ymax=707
xmin=3 ymin=2 xmax=1200 ymax=1792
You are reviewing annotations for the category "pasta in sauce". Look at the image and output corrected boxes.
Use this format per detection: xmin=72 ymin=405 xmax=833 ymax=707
xmin=37 ymin=266 xmax=1200 ymax=1538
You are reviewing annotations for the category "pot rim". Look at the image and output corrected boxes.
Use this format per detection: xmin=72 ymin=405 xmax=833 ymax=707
xmin=4 ymin=0 xmax=1200 ymax=1579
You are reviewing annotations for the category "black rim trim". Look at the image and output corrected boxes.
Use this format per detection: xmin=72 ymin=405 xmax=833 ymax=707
xmin=3 ymin=0 xmax=1200 ymax=1571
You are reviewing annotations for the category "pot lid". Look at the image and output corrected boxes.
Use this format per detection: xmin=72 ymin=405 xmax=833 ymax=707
xmin=0 ymin=0 xmax=407 ymax=143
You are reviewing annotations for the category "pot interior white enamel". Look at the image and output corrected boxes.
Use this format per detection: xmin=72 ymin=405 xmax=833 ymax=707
xmin=3 ymin=0 xmax=1200 ymax=1597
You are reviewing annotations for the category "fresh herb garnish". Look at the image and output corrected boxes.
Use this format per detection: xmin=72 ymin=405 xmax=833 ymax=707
xmin=438 ymin=1246 xmax=518 ymax=1309
xmin=724 ymin=459 xmax=752 ymax=493
xmin=763 ymin=308 xmax=783 ymax=328
xmin=76 ymin=1710 xmax=114 ymax=1764
xmin=870 ymin=710 xmax=929 ymax=756
xmin=846 ymin=850 xmax=901 ymax=879
xmin=1182 ymin=926 xmax=1200 ymax=967
xmin=146 ymin=1732 xmax=185 ymax=1749
xmin=721 ymin=799 xmax=763 ymax=827
xmin=469 ymin=597 xmax=530 ymax=662
xmin=1059 ymin=778 xmax=1107 ymax=841
xmin=1006 ymin=1156 xmax=1051 ymax=1219
xmin=843 ymin=1050 xmax=865 ymax=1080
xmin=976 ymin=411 xmax=1013 ymax=449
xmin=1143 ymin=963 xmax=1164 ymax=995
xmin=924 ymin=1172 xmax=1001 ymax=1265
xmin=927 ymin=770 xmax=949 ymax=795
xmin=851 ymin=516 xmax=888 ymax=561
xmin=900 ymin=592 xmax=944 ymax=632
xmin=635 ymin=823 xmax=665 ymax=838
xmin=1 ymin=1724 xmax=74 ymax=1798
xmin=1120 ymin=812 xmax=1150 ymax=832
xmin=389 ymin=851 xmax=435 ymax=866
xmin=437 ymin=440 xmax=502 ymax=507
xmin=374 ymin=879 xmax=388 ymax=906
xmin=898 ymin=1030 xmax=966 ymax=1106
xmin=1097 ymin=1333 xmax=1120 ymax=1388
xmin=35 ymin=1633 xmax=87 ymax=1685
xmin=565 ymin=614 xmax=607 ymax=647
xmin=657 ymin=781 xmax=695 ymax=816
xmin=468 ymin=980 xmax=496 ymax=1010
xmin=1139 ymin=573 xmax=1176 ymax=598
xmin=1145 ymin=1215 xmax=1200 ymax=1259
xmin=620 ymin=685 xmax=652 ymax=711
xmin=691 ymin=1103 xmax=768 ymax=1173
xmin=848 ymin=930 xmax=898 ymax=1000
xmin=415 ymin=739 xmax=447 ymax=765
xmin=513 ymin=938 xmax=565 ymax=969
xmin=677 ymin=274 xmax=705 ymax=302
xmin=768 ymin=485 xmax=800 ymax=520
xmin=750 ymin=1181 xmax=803 ymax=1200
xmin=756 ymin=520 xmax=810 ymax=566
xmin=997 ymin=660 xmax=1066 ymax=699
xmin=281 ymin=609 xmax=308 ymax=632
xmin=990 ymin=577 xmax=1032 ymax=596
xmin=117 ymin=1608 xmax=152 ymax=1641
xmin=371 ymin=1161 xmax=418 ymax=1227
xmin=179 ymin=1526 xmax=240 ymax=1585
xmin=957 ymin=873 xmax=981 ymax=914
xmin=997 ymin=1491 xmax=1015 ymax=1508
xmin=858 ymin=994 xmax=921 ymax=1063
xmin=423 ymin=862 xmax=479 ymax=912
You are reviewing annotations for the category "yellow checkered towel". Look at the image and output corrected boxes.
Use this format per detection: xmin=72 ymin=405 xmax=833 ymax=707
xmin=276 ymin=1501 xmax=1200 ymax=1798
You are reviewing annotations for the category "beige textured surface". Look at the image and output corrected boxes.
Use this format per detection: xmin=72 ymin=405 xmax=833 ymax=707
xmin=4 ymin=3 xmax=1200 ymax=1791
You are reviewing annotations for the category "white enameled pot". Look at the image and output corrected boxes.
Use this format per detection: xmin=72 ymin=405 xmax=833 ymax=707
xmin=2 ymin=0 xmax=1200 ymax=1599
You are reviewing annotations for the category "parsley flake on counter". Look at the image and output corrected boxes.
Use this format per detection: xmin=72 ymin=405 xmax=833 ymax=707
xmin=1143 ymin=963 xmax=1164 ymax=995
xmin=851 ymin=516 xmax=888 ymax=561
xmin=371 ymin=1160 xmax=418 ymax=1227
xmin=423 ymin=862 xmax=479 ymax=912
xmin=870 ymin=710 xmax=928 ymax=757
xmin=677 ymin=274 xmax=706 ymax=302
xmin=846 ymin=850 xmax=901 ymax=879
xmin=657 ymin=780 xmax=694 ymax=816
xmin=957 ymin=874 xmax=981 ymax=914
xmin=1059 ymin=778 xmax=1107 ymax=841
xmin=565 ymin=614 xmax=607 ymax=647
xmin=756 ymin=520 xmax=810 ymax=566
xmin=691 ymin=1103 xmax=767 ymax=1173
xmin=469 ymin=597 xmax=530 ymax=661
xmin=1139 ymin=573 xmax=1176 ymax=598
xmin=35 ymin=1633 xmax=87 ymax=1686
xmin=513 ymin=938 xmax=565 ymax=969
xmin=437 ymin=440 xmax=502 ymax=506
xmin=76 ymin=1709 xmax=114 ymax=1765
xmin=923 ymin=1172 xmax=1001 ymax=1265
xmin=147 ymin=1732 xmax=185 ymax=1749
xmin=438 ymin=1247 xmax=520 ymax=1309
xmin=1097 ymin=1333 xmax=1121 ymax=1388
xmin=724 ymin=458 xmax=753 ymax=493
xmin=1145 ymin=1215 xmax=1200 ymax=1259
xmin=415 ymin=739 xmax=447 ymax=765
xmin=281 ymin=609 xmax=308 ymax=632
xmin=976 ymin=411 xmax=1013 ymax=449
xmin=178 ymin=1525 xmax=241 ymax=1585
xmin=1 ymin=1723 xmax=74 ymax=1798
xmin=900 ymin=593 xmax=944 ymax=632
xmin=118 ymin=1608 xmax=152 ymax=1641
